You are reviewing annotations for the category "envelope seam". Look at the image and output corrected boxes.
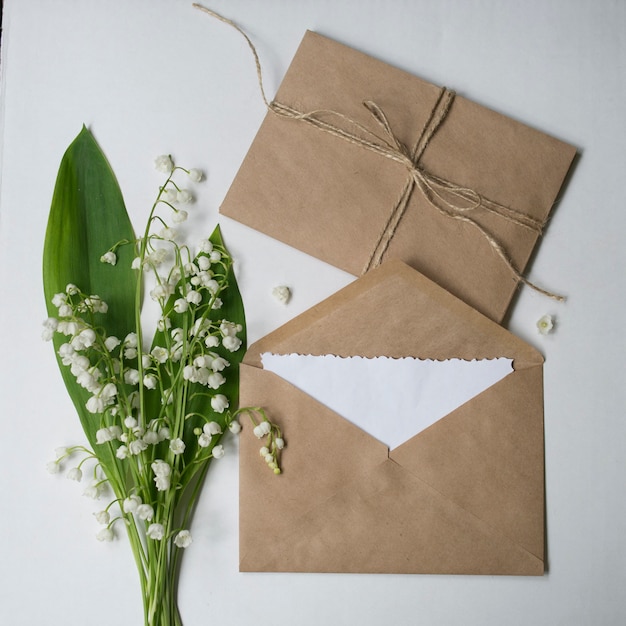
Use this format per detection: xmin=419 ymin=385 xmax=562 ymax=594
xmin=386 ymin=457 xmax=544 ymax=565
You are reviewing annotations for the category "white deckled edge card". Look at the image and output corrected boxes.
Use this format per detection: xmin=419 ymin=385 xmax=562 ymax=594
xmin=261 ymin=354 xmax=514 ymax=449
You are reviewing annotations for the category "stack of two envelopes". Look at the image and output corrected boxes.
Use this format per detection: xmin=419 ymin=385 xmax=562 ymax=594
xmin=221 ymin=32 xmax=576 ymax=575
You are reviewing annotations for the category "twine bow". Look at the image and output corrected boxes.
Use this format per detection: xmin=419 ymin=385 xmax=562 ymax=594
xmin=194 ymin=3 xmax=564 ymax=302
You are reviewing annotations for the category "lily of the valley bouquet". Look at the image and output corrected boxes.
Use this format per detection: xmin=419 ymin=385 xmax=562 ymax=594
xmin=43 ymin=127 xmax=283 ymax=626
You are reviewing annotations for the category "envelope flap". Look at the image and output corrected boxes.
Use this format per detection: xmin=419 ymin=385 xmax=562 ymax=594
xmin=244 ymin=260 xmax=543 ymax=368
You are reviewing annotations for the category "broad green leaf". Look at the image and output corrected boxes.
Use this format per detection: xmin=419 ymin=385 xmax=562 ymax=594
xmin=182 ymin=225 xmax=246 ymax=462
xmin=43 ymin=127 xmax=137 ymax=475
xmin=146 ymin=224 xmax=247 ymax=487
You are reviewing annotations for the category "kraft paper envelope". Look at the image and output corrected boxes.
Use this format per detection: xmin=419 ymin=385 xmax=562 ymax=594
xmin=239 ymin=260 xmax=545 ymax=575
xmin=221 ymin=30 xmax=577 ymax=323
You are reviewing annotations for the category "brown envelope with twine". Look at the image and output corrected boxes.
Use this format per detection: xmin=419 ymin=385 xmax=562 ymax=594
xmin=220 ymin=30 xmax=576 ymax=323
xmin=239 ymin=260 xmax=545 ymax=575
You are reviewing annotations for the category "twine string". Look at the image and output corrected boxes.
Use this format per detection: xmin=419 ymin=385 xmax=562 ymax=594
xmin=193 ymin=3 xmax=564 ymax=302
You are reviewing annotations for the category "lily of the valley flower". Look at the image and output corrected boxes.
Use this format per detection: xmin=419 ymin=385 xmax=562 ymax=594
xmin=96 ymin=527 xmax=114 ymax=542
xmin=253 ymin=421 xmax=271 ymax=439
xmin=143 ymin=374 xmax=158 ymax=389
xmin=116 ymin=445 xmax=129 ymax=459
xmin=83 ymin=480 xmax=103 ymax=499
xmin=197 ymin=433 xmax=212 ymax=448
xmin=172 ymin=209 xmax=188 ymax=224
xmin=123 ymin=495 xmax=142 ymax=514
xmin=169 ymin=438 xmax=186 ymax=455
xmin=188 ymin=168 xmax=203 ymax=183
xmin=173 ymin=530 xmax=192 ymax=548
xmin=222 ymin=335 xmax=242 ymax=352
xmin=104 ymin=336 xmax=121 ymax=351
xmin=129 ymin=439 xmax=148 ymax=455
xmin=154 ymin=475 xmax=171 ymax=491
xmin=162 ymin=188 xmax=179 ymax=205
xmin=537 ymin=314 xmax=554 ymax=335
xmin=136 ymin=504 xmax=155 ymax=521
xmin=41 ymin=317 xmax=58 ymax=341
xmin=66 ymin=467 xmax=83 ymax=482
xmin=152 ymin=460 xmax=172 ymax=491
xmin=94 ymin=510 xmax=110 ymax=525
xmin=100 ymin=251 xmax=117 ymax=266
xmin=154 ymin=154 xmax=174 ymax=173
xmin=211 ymin=394 xmax=229 ymax=413
xmin=147 ymin=523 xmax=165 ymax=540
xmin=176 ymin=189 xmax=193 ymax=204
xmin=46 ymin=460 xmax=61 ymax=474
xmin=272 ymin=285 xmax=291 ymax=305
xmin=203 ymin=421 xmax=222 ymax=436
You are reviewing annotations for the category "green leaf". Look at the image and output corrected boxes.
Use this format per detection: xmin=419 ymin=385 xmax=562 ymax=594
xmin=43 ymin=126 xmax=137 ymax=474
xmin=144 ymin=225 xmax=247 ymax=489
xmin=182 ymin=225 xmax=247 ymax=457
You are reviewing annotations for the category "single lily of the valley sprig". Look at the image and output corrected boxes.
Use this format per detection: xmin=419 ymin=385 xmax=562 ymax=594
xmin=42 ymin=127 xmax=282 ymax=626
xmin=236 ymin=406 xmax=285 ymax=474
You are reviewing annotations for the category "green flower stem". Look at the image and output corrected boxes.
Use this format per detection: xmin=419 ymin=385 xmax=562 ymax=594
xmin=135 ymin=170 xmax=175 ymax=429
xmin=126 ymin=521 xmax=150 ymax=626
xmin=146 ymin=491 xmax=182 ymax=626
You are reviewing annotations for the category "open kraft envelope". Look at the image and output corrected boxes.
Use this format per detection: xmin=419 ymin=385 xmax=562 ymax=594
xmin=239 ymin=260 xmax=545 ymax=575
xmin=221 ymin=30 xmax=577 ymax=323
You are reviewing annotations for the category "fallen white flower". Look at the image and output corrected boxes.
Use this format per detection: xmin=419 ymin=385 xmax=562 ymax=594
xmin=272 ymin=285 xmax=291 ymax=305
xmin=536 ymin=314 xmax=554 ymax=335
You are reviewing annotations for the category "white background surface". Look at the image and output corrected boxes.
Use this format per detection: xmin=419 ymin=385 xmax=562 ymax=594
xmin=0 ymin=1 xmax=624 ymax=624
